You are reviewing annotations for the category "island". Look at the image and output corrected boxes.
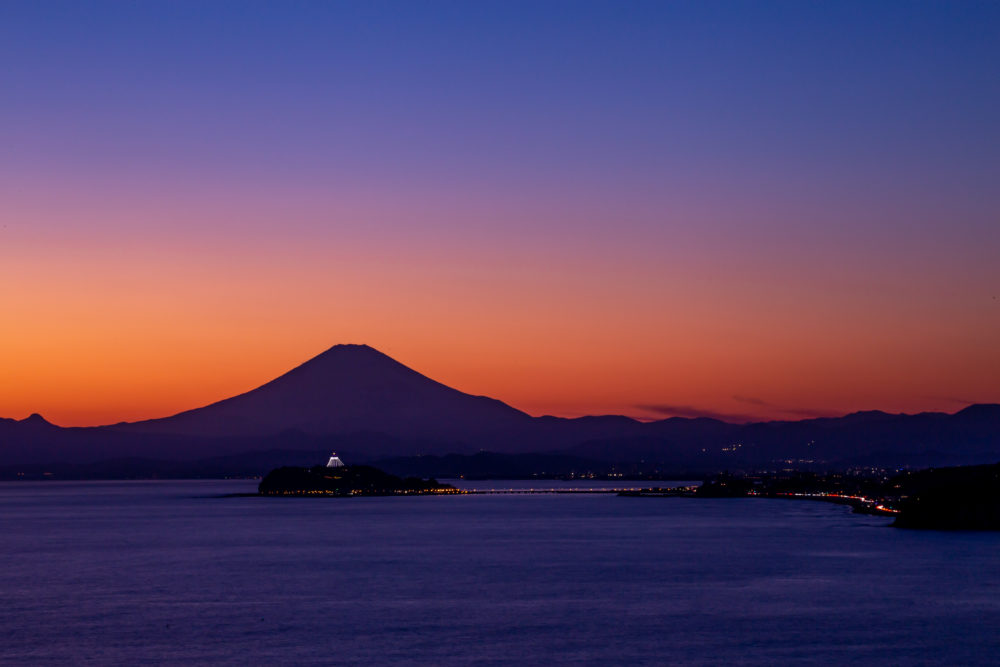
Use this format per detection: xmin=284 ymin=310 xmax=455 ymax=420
xmin=258 ymin=454 xmax=457 ymax=497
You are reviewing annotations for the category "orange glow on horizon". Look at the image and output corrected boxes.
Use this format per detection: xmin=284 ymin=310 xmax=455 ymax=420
xmin=2 ymin=184 xmax=998 ymax=427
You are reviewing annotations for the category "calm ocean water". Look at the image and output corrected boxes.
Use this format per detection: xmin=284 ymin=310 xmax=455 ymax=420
xmin=1 ymin=480 xmax=998 ymax=665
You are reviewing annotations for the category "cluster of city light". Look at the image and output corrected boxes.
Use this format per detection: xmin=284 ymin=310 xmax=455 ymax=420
xmin=773 ymin=491 xmax=900 ymax=514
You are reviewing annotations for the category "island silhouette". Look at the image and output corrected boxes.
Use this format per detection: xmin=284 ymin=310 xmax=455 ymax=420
xmin=257 ymin=449 xmax=455 ymax=497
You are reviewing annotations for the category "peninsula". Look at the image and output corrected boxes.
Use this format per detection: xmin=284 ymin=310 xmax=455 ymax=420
xmin=624 ymin=463 xmax=1000 ymax=530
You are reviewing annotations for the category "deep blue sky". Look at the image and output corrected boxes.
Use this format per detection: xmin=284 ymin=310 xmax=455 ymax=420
xmin=4 ymin=1 xmax=998 ymax=190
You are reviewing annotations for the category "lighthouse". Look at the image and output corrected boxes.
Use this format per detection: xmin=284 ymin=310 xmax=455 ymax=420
xmin=326 ymin=452 xmax=345 ymax=468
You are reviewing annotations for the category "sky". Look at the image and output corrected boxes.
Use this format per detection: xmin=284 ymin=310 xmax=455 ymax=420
xmin=1 ymin=1 xmax=998 ymax=426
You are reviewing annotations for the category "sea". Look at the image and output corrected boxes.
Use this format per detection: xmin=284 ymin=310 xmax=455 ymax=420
xmin=2 ymin=479 xmax=998 ymax=665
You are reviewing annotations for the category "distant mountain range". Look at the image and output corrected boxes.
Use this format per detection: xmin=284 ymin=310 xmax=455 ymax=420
xmin=2 ymin=344 xmax=998 ymax=478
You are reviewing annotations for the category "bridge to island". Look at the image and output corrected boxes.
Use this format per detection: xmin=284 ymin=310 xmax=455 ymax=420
xmin=454 ymin=486 xmax=691 ymax=495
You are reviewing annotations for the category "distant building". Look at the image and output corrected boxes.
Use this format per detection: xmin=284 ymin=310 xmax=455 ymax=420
xmin=326 ymin=452 xmax=345 ymax=468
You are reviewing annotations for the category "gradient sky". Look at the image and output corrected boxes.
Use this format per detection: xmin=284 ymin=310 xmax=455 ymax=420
xmin=2 ymin=1 xmax=999 ymax=426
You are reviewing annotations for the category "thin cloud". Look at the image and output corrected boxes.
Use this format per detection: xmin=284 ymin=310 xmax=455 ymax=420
xmin=732 ymin=395 xmax=770 ymax=407
xmin=636 ymin=404 xmax=758 ymax=424
xmin=732 ymin=395 xmax=841 ymax=419
xmin=921 ymin=395 xmax=977 ymax=406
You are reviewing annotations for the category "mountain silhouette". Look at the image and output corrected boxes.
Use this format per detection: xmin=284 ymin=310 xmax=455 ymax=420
xmin=114 ymin=344 xmax=532 ymax=441
xmin=1 ymin=343 xmax=999 ymax=474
